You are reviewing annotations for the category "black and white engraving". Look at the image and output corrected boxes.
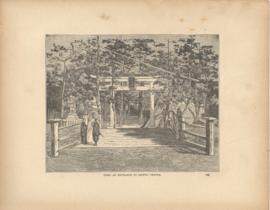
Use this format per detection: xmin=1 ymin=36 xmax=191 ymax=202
xmin=46 ymin=34 xmax=219 ymax=172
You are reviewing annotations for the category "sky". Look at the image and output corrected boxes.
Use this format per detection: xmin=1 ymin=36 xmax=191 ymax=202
xmin=46 ymin=34 xmax=219 ymax=54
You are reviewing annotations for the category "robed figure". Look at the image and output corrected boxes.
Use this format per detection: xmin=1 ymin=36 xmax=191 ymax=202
xmin=92 ymin=119 xmax=101 ymax=146
xmin=80 ymin=119 xmax=88 ymax=144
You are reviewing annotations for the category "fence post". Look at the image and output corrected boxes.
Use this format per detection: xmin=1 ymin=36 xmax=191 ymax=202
xmin=206 ymin=117 xmax=215 ymax=156
xmin=49 ymin=119 xmax=60 ymax=157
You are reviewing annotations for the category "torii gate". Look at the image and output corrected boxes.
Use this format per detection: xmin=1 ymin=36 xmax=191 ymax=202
xmin=99 ymin=76 xmax=163 ymax=128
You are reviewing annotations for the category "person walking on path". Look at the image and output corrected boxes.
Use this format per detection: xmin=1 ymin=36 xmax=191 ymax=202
xmin=92 ymin=118 xmax=102 ymax=146
xmin=80 ymin=118 xmax=88 ymax=144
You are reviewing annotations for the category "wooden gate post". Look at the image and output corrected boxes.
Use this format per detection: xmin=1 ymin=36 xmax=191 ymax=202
xmin=206 ymin=117 xmax=215 ymax=156
xmin=49 ymin=119 xmax=60 ymax=157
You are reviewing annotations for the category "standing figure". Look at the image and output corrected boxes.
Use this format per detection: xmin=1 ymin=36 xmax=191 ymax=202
xmin=92 ymin=119 xmax=101 ymax=146
xmin=80 ymin=118 xmax=88 ymax=144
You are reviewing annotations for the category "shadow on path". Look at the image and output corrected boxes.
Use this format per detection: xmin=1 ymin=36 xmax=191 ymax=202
xmin=112 ymin=128 xmax=208 ymax=155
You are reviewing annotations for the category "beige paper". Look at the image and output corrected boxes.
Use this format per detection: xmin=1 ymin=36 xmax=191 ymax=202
xmin=0 ymin=0 xmax=268 ymax=209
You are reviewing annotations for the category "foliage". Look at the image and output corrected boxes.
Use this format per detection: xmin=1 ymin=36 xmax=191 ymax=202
xmin=46 ymin=35 xmax=219 ymax=121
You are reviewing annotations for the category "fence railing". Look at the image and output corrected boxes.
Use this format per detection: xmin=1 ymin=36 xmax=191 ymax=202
xmin=167 ymin=111 xmax=216 ymax=156
xmin=59 ymin=119 xmax=83 ymax=129
xmin=47 ymin=118 xmax=83 ymax=157
xmin=48 ymin=114 xmax=216 ymax=157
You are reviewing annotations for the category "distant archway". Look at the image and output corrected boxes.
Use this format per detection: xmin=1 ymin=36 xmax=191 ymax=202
xmin=99 ymin=76 xmax=163 ymax=128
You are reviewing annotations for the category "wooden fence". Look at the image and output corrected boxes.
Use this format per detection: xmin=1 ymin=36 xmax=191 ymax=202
xmin=58 ymin=119 xmax=83 ymax=128
xmin=47 ymin=118 xmax=83 ymax=157
xmin=167 ymin=111 xmax=216 ymax=156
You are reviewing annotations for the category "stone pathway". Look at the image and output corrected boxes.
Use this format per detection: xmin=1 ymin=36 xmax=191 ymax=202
xmin=76 ymin=128 xmax=180 ymax=148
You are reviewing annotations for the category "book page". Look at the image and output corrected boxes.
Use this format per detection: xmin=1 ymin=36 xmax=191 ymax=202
xmin=0 ymin=0 xmax=268 ymax=209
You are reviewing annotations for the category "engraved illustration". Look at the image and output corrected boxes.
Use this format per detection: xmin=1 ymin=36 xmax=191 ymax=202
xmin=46 ymin=34 xmax=219 ymax=172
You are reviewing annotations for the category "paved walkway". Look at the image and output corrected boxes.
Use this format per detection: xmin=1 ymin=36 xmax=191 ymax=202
xmin=76 ymin=128 xmax=180 ymax=148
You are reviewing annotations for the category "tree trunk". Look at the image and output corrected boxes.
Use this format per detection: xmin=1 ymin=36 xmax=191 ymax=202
xmin=204 ymin=92 xmax=210 ymax=117
xmin=188 ymin=107 xmax=196 ymax=121
xmin=164 ymin=103 xmax=170 ymax=128
xmin=60 ymin=61 xmax=67 ymax=119
xmin=120 ymin=92 xmax=124 ymax=126
xmin=96 ymin=35 xmax=102 ymax=126
xmin=191 ymin=102 xmax=202 ymax=123
xmin=195 ymin=104 xmax=201 ymax=122
xmin=138 ymin=91 xmax=144 ymax=123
